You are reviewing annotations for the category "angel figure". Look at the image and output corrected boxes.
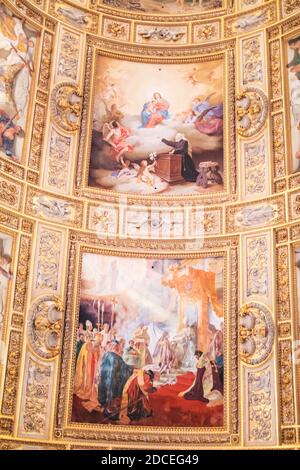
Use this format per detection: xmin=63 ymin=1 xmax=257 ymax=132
xmin=103 ymin=102 xmax=124 ymax=124
xmin=136 ymin=159 xmax=157 ymax=188
xmin=102 ymin=120 xmax=133 ymax=166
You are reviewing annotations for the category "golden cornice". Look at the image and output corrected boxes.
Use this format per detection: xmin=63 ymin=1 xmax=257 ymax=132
xmin=2 ymin=0 xmax=299 ymax=47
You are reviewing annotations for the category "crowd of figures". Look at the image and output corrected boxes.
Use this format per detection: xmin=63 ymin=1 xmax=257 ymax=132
xmin=74 ymin=319 xmax=224 ymax=424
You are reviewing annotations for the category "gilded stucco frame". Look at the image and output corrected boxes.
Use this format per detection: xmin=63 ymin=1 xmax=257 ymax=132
xmin=54 ymin=235 xmax=239 ymax=446
xmin=75 ymin=37 xmax=236 ymax=206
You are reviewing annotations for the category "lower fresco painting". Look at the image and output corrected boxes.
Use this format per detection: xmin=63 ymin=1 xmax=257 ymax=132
xmin=71 ymin=252 xmax=225 ymax=427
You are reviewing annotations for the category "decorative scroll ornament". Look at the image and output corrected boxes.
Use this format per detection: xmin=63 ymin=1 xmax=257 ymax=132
xmin=248 ymin=366 xmax=273 ymax=443
xmin=283 ymin=0 xmax=300 ymax=15
xmin=28 ymin=296 xmax=64 ymax=359
xmin=239 ymin=302 xmax=274 ymax=365
xmin=50 ymin=82 xmax=82 ymax=132
xmin=22 ymin=356 xmax=52 ymax=435
xmin=236 ymin=87 xmax=268 ymax=137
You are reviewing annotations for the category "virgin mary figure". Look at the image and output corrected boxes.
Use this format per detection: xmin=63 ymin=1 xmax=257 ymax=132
xmin=141 ymin=92 xmax=170 ymax=128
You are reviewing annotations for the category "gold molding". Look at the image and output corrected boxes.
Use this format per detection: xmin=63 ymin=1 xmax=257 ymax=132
xmin=54 ymin=237 xmax=238 ymax=445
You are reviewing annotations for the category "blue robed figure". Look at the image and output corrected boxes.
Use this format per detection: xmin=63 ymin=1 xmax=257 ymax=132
xmin=98 ymin=351 xmax=133 ymax=407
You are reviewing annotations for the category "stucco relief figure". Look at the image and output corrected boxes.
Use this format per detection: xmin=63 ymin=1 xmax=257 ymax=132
xmin=56 ymin=6 xmax=89 ymax=26
xmin=0 ymin=4 xmax=37 ymax=160
xmin=72 ymin=254 xmax=224 ymax=428
xmin=234 ymin=204 xmax=278 ymax=228
xmin=32 ymin=196 xmax=73 ymax=220
xmin=234 ymin=10 xmax=268 ymax=32
xmin=138 ymin=27 xmax=185 ymax=42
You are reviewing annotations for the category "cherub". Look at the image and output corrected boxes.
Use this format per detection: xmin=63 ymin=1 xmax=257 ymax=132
xmin=137 ymin=160 xmax=157 ymax=189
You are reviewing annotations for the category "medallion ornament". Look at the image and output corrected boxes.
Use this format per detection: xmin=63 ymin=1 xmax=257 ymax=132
xmin=28 ymin=295 xmax=64 ymax=359
xmin=239 ymin=302 xmax=274 ymax=365
xmin=50 ymin=82 xmax=82 ymax=132
xmin=236 ymin=87 xmax=268 ymax=137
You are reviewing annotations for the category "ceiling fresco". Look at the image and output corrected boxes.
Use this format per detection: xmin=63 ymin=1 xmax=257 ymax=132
xmin=0 ymin=0 xmax=299 ymax=451
xmin=98 ymin=0 xmax=223 ymax=15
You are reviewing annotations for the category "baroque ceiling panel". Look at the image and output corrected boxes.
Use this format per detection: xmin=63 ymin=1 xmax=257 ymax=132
xmin=0 ymin=0 xmax=299 ymax=451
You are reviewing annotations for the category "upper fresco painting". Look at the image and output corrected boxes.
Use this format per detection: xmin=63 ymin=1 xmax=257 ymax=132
xmin=89 ymin=55 xmax=225 ymax=196
xmin=99 ymin=0 xmax=223 ymax=15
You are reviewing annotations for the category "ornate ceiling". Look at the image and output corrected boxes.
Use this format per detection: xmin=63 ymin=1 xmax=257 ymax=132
xmin=0 ymin=0 xmax=300 ymax=451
